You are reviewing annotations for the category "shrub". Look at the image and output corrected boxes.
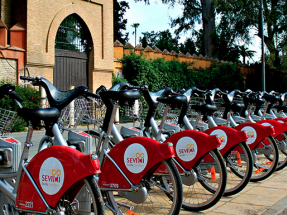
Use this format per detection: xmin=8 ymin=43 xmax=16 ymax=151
xmin=112 ymin=73 xmax=128 ymax=86
xmin=121 ymin=52 xmax=196 ymax=91
xmin=121 ymin=52 xmax=245 ymax=92
xmin=197 ymin=62 xmax=246 ymax=91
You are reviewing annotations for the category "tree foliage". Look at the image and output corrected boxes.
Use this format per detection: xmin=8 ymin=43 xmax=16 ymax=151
xmin=134 ymin=0 xmax=287 ymax=69
xmin=215 ymin=0 xmax=287 ymax=69
xmin=114 ymin=0 xmax=130 ymax=44
xmin=134 ymin=0 xmax=217 ymax=58
xmin=139 ymin=30 xmax=197 ymax=54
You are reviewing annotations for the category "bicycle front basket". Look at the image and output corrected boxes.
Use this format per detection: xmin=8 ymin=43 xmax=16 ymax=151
xmin=0 ymin=108 xmax=18 ymax=135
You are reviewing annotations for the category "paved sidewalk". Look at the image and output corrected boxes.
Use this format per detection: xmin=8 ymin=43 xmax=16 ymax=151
xmin=180 ymin=169 xmax=287 ymax=215
xmin=9 ymin=127 xmax=287 ymax=215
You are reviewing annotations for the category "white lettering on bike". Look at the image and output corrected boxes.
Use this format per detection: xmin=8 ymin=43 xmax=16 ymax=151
xmin=176 ymin=137 xmax=198 ymax=162
xmin=25 ymin=201 xmax=33 ymax=208
xmin=39 ymin=157 xmax=64 ymax=195
xmin=124 ymin=143 xmax=148 ymax=173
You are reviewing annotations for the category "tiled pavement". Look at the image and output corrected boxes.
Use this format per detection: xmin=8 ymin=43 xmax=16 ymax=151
xmin=179 ymin=169 xmax=287 ymax=215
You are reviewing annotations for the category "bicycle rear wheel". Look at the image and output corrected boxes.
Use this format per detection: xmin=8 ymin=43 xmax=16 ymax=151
xmin=181 ymin=149 xmax=227 ymax=211
xmin=223 ymin=142 xmax=253 ymax=196
xmin=250 ymin=135 xmax=279 ymax=182
xmin=102 ymin=158 xmax=183 ymax=215
xmin=57 ymin=175 xmax=105 ymax=214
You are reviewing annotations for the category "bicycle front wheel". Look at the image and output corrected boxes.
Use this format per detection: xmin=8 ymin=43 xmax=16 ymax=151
xmin=56 ymin=175 xmax=105 ymax=215
xmin=274 ymin=132 xmax=287 ymax=171
xmin=250 ymin=135 xmax=279 ymax=182
xmin=103 ymin=158 xmax=183 ymax=215
xmin=223 ymin=142 xmax=253 ymax=196
xmin=181 ymin=149 xmax=227 ymax=211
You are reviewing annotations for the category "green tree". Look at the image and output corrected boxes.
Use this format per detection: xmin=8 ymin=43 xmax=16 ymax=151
xmin=141 ymin=0 xmax=218 ymax=58
xmin=140 ymin=30 xmax=180 ymax=52
xmin=239 ymin=45 xmax=255 ymax=64
xmin=215 ymin=0 xmax=287 ymax=68
xmin=139 ymin=29 xmax=197 ymax=54
xmin=114 ymin=0 xmax=130 ymax=44
xmin=179 ymin=38 xmax=197 ymax=54
xmin=132 ymin=23 xmax=140 ymax=47
xmin=136 ymin=0 xmax=287 ymax=69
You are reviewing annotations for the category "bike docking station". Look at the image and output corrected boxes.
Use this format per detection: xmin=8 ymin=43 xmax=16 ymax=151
xmin=0 ymin=108 xmax=22 ymax=208
xmin=67 ymin=130 xmax=95 ymax=154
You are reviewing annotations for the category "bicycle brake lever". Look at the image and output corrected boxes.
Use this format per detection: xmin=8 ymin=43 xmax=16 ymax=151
xmin=88 ymin=97 xmax=98 ymax=104
xmin=20 ymin=81 xmax=33 ymax=86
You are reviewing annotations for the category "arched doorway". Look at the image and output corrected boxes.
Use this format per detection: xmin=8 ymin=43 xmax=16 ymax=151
xmin=54 ymin=14 xmax=91 ymax=91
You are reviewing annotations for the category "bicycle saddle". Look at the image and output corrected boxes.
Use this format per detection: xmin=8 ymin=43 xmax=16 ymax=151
xmin=103 ymin=90 xmax=140 ymax=104
xmin=191 ymin=104 xmax=217 ymax=115
xmin=262 ymin=94 xmax=279 ymax=103
xmin=273 ymin=105 xmax=287 ymax=112
xmin=157 ymin=94 xmax=188 ymax=109
xmin=18 ymin=107 xmax=60 ymax=128
xmin=98 ymin=82 xmax=141 ymax=108
xmin=147 ymin=87 xmax=173 ymax=105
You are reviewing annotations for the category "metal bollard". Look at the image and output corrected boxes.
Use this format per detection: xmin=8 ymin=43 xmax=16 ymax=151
xmin=69 ymin=86 xmax=75 ymax=127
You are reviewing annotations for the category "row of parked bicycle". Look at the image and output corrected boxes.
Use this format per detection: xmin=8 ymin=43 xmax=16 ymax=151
xmin=0 ymin=75 xmax=286 ymax=215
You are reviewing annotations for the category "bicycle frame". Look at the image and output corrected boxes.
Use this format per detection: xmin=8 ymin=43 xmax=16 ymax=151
xmin=113 ymin=106 xmax=222 ymax=174
xmin=89 ymin=105 xmax=176 ymax=190
xmin=0 ymin=125 xmax=100 ymax=214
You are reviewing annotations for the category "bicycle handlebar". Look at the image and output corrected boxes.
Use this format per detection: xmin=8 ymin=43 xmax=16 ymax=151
xmin=20 ymin=76 xmax=37 ymax=82
xmin=8 ymin=91 xmax=24 ymax=103
xmin=0 ymin=84 xmax=24 ymax=102
xmin=85 ymin=90 xmax=100 ymax=99
xmin=126 ymin=85 xmax=148 ymax=91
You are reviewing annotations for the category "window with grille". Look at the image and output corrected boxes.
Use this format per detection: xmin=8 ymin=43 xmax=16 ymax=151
xmin=55 ymin=14 xmax=88 ymax=52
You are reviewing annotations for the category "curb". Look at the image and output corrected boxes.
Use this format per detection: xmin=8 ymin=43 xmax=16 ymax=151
xmin=263 ymin=196 xmax=287 ymax=215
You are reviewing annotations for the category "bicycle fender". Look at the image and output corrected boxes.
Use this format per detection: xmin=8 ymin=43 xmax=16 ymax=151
xmin=257 ymin=119 xmax=287 ymax=137
xmin=15 ymin=146 xmax=101 ymax=211
xmin=274 ymin=118 xmax=287 ymax=124
xmin=273 ymin=118 xmax=287 ymax=141
xmin=163 ymin=130 xmax=221 ymax=170
xmin=98 ymin=137 xmax=174 ymax=189
xmin=204 ymin=126 xmax=248 ymax=156
xmin=234 ymin=122 xmax=274 ymax=151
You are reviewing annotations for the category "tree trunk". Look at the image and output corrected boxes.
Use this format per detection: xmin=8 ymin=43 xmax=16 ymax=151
xmin=201 ymin=0 xmax=218 ymax=58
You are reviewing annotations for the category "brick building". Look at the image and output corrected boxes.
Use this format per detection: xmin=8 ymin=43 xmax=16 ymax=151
xmin=0 ymin=0 xmax=113 ymax=91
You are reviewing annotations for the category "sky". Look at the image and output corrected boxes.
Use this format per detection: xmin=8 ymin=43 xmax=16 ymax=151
xmin=124 ymin=1 xmax=187 ymax=46
xmin=123 ymin=0 xmax=262 ymax=62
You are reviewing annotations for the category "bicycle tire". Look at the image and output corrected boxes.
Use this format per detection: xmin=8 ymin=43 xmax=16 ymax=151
xmin=102 ymin=158 xmax=183 ymax=215
xmin=274 ymin=132 xmax=287 ymax=171
xmin=56 ymin=175 xmax=105 ymax=215
xmin=86 ymin=131 xmax=183 ymax=214
xmin=223 ymin=142 xmax=253 ymax=196
xmin=250 ymin=135 xmax=279 ymax=182
xmin=181 ymin=149 xmax=227 ymax=211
